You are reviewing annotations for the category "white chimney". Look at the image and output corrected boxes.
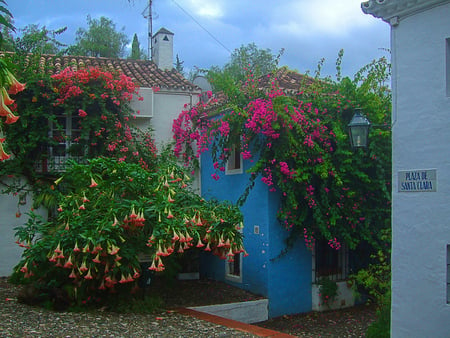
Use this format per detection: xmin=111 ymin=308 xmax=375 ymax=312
xmin=152 ymin=27 xmax=174 ymax=70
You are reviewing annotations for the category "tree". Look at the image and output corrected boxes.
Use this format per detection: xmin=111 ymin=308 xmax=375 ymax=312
xmin=130 ymin=33 xmax=140 ymax=60
xmin=69 ymin=16 xmax=129 ymax=58
xmin=13 ymin=24 xmax=67 ymax=54
xmin=174 ymin=54 xmax=184 ymax=75
xmin=206 ymin=43 xmax=282 ymax=93
xmin=129 ymin=33 xmax=146 ymax=60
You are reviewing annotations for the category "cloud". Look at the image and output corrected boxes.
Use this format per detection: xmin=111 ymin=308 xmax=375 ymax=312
xmin=272 ymin=0 xmax=375 ymax=37
xmin=175 ymin=0 xmax=226 ymax=20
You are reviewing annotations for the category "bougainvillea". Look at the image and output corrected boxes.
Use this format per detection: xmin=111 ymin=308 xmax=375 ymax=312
xmin=13 ymin=155 xmax=245 ymax=306
xmin=173 ymin=56 xmax=391 ymax=251
xmin=0 ymin=56 xmax=157 ymax=203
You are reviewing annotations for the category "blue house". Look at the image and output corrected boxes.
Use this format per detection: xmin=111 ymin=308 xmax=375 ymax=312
xmin=197 ymin=70 xmax=358 ymax=318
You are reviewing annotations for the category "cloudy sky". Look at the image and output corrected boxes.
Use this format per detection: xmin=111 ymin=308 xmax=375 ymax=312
xmin=9 ymin=0 xmax=390 ymax=78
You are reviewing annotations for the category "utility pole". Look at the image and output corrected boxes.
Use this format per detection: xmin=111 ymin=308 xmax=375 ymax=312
xmin=142 ymin=0 xmax=153 ymax=60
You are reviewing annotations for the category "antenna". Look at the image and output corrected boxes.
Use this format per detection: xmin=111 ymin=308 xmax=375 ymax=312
xmin=142 ymin=0 xmax=153 ymax=60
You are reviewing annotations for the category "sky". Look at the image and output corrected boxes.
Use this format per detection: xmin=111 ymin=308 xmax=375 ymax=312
xmin=9 ymin=0 xmax=390 ymax=78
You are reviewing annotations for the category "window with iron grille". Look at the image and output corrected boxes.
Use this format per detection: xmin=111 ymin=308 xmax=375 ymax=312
xmin=34 ymin=113 xmax=86 ymax=173
xmin=313 ymin=239 xmax=349 ymax=283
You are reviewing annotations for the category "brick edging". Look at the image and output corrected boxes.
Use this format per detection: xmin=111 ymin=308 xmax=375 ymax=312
xmin=176 ymin=307 xmax=297 ymax=338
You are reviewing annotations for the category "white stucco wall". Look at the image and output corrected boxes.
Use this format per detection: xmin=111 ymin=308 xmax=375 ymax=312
xmin=391 ymin=3 xmax=450 ymax=337
xmin=131 ymin=89 xmax=198 ymax=150
xmin=0 ymin=178 xmax=46 ymax=276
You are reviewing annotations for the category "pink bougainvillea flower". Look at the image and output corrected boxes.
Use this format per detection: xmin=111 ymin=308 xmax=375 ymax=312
xmin=78 ymin=109 xmax=87 ymax=117
xmin=0 ymin=139 xmax=11 ymax=161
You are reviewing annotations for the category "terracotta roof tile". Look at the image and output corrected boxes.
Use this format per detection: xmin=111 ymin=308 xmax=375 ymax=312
xmin=3 ymin=52 xmax=198 ymax=91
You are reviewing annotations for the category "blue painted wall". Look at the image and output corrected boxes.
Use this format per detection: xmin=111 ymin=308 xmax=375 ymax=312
xmin=200 ymin=149 xmax=313 ymax=317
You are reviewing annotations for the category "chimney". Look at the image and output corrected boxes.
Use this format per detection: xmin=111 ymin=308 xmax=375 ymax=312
xmin=152 ymin=27 xmax=174 ymax=70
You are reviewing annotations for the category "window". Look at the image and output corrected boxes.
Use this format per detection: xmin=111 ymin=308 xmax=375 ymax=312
xmin=225 ymin=226 xmax=243 ymax=282
xmin=447 ymin=245 xmax=450 ymax=304
xmin=48 ymin=113 xmax=84 ymax=171
xmin=225 ymin=252 xmax=242 ymax=282
xmin=313 ymin=240 xmax=349 ymax=283
xmin=225 ymin=143 xmax=243 ymax=175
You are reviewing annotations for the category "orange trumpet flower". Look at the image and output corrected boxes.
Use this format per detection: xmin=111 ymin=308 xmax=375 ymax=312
xmin=0 ymin=138 xmax=11 ymax=161
xmin=6 ymin=70 xmax=26 ymax=95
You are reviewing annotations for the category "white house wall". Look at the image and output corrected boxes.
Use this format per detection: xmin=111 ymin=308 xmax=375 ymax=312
xmin=0 ymin=178 xmax=47 ymax=276
xmin=391 ymin=3 xmax=450 ymax=337
xmin=133 ymin=89 xmax=197 ymax=149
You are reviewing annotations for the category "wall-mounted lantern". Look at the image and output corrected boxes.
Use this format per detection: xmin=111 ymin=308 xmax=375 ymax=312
xmin=348 ymin=108 xmax=371 ymax=149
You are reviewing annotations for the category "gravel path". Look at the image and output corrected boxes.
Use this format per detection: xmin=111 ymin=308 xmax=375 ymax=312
xmin=0 ymin=279 xmax=258 ymax=338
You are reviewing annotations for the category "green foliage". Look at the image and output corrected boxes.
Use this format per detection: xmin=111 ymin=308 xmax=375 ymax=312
xmin=352 ymin=229 xmax=390 ymax=304
xmin=129 ymin=33 xmax=146 ymax=60
xmin=318 ymin=277 xmax=338 ymax=308
xmin=69 ymin=16 xmax=129 ymax=58
xmin=0 ymin=0 xmax=14 ymax=49
xmin=366 ymin=299 xmax=390 ymax=337
xmin=13 ymin=24 xmax=67 ymax=54
xmin=352 ymin=228 xmax=391 ymax=336
xmin=12 ymin=156 xmax=244 ymax=309
xmin=175 ymin=54 xmax=184 ymax=75
xmin=205 ymin=43 xmax=282 ymax=93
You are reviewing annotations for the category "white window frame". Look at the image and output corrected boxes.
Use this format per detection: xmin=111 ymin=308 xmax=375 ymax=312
xmin=225 ymin=251 xmax=243 ymax=283
xmin=48 ymin=113 xmax=83 ymax=171
xmin=225 ymin=143 xmax=243 ymax=175
xmin=225 ymin=226 xmax=243 ymax=283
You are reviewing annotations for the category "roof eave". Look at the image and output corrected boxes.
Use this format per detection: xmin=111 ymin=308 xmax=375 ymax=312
xmin=361 ymin=0 xmax=450 ymax=24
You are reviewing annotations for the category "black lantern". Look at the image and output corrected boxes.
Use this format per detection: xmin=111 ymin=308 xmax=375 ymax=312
xmin=348 ymin=108 xmax=371 ymax=149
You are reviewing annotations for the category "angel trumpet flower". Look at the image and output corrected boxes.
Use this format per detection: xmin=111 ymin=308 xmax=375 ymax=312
xmin=0 ymin=138 xmax=11 ymax=161
xmin=1 ymin=88 xmax=14 ymax=105
xmin=0 ymin=95 xmax=13 ymax=117
xmin=5 ymin=70 xmax=26 ymax=95
xmin=4 ymin=112 xmax=19 ymax=124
